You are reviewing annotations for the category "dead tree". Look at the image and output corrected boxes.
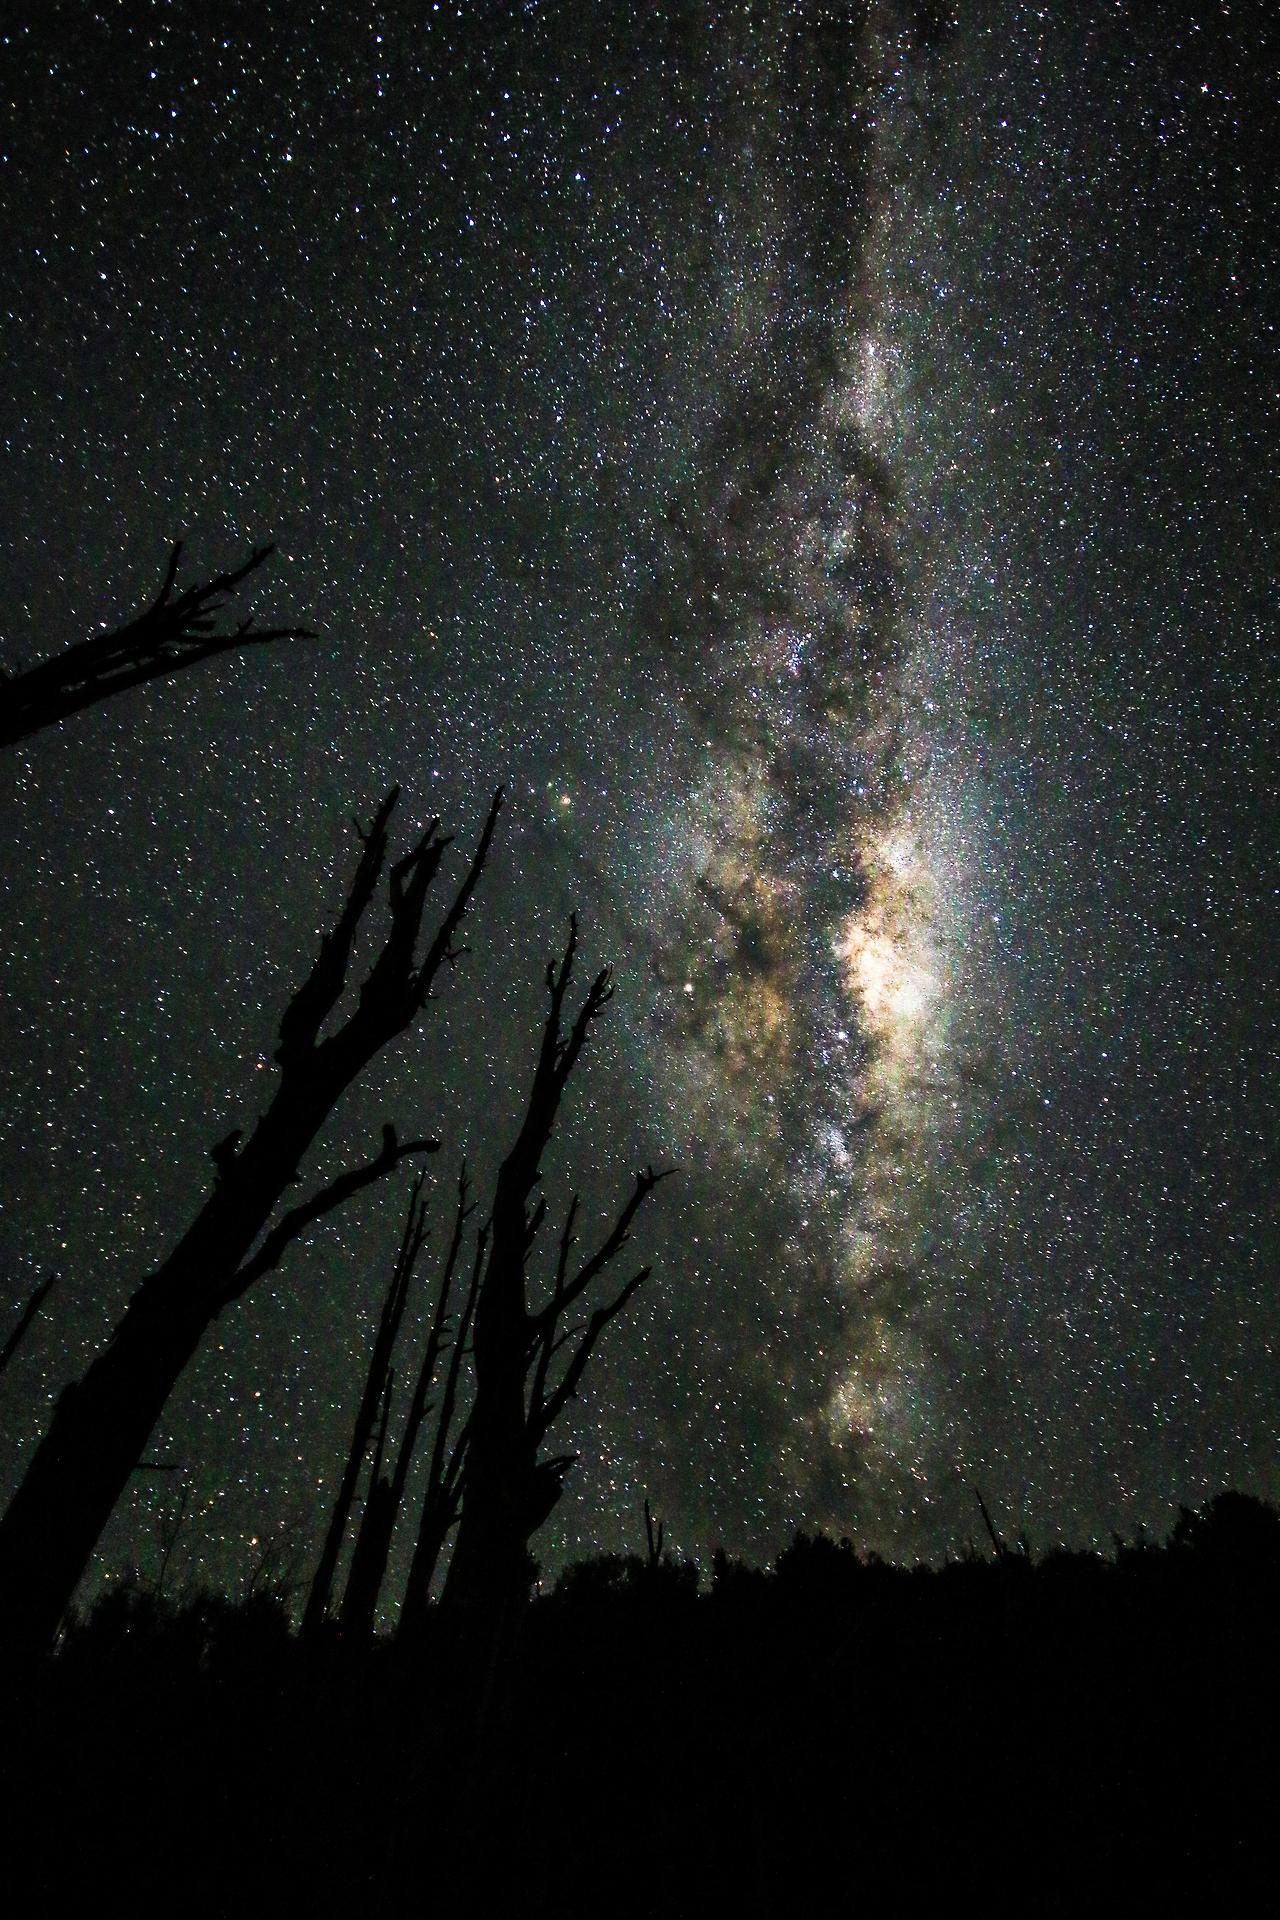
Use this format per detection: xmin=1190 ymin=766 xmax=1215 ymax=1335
xmin=644 ymin=1497 xmax=665 ymax=1570
xmin=973 ymin=1487 xmax=1008 ymax=1561
xmin=385 ymin=1170 xmax=475 ymax=1556
xmin=0 ymin=1273 xmax=57 ymax=1379
xmin=1 ymin=543 xmax=314 ymax=749
xmin=302 ymin=1176 xmax=429 ymax=1637
xmin=307 ymin=1167 xmax=479 ymax=1640
xmin=440 ymin=915 xmax=670 ymax=1619
xmin=0 ymin=785 xmax=502 ymax=1657
xmin=338 ymin=1366 xmax=398 ymax=1639
xmin=364 ymin=1167 xmax=477 ymax=1630
xmin=399 ymin=1213 xmax=484 ymax=1625
xmin=153 ymin=1482 xmax=191 ymax=1602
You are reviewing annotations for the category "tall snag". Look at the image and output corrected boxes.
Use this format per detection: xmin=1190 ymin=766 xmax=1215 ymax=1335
xmin=398 ymin=1199 xmax=483 ymax=1624
xmin=302 ymin=1174 xmax=429 ymax=1637
xmin=343 ymin=1169 xmax=479 ymax=1637
xmin=314 ymin=1163 xmax=480 ymax=1636
xmin=1 ymin=543 xmax=314 ymax=749
xmin=439 ymin=916 xmax=671 ymax=1620
xmin=0 ymin=786 xmax=502 ymax=1657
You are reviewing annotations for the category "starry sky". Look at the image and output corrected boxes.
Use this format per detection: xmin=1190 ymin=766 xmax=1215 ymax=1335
xmin=1 ymin=0 xmax=1277 ymax=1598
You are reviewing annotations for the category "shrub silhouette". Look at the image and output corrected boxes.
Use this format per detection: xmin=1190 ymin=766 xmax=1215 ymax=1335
xmin=3 ymin=1489 xmax=1278 ymax=1915
xmin=1171 ymin=1489 xmax=1280 ymax=1574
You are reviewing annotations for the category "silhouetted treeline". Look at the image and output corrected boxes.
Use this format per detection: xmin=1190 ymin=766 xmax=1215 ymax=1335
xmin=2 ymin=1492 xmax=1277 ymax=1915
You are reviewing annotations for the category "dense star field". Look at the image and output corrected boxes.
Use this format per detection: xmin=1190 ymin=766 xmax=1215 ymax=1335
xmin=1 ymin=0 xmax=1276 ymax=1602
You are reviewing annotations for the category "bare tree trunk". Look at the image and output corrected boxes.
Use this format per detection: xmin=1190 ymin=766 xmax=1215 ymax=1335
xmin=339 ymin=1474 xmax=398 ymax=1640
xmin=339 ymin=1367 xmax=397 ymax=1639
xmin=301 ymin=1180 xmax=426 ymax=1637
xmin=441 ymin=922 xmax=604 ymax=1616
xmin=0 ymin=788 xmax=501 ymax=1658
xmin=399 ymin=1221 xmax=483 ymax=1627
xmin=0 ymin=1286 xmax=206 ymax=1651
xmin=443 ymin=918 xmax=668 ymax=1619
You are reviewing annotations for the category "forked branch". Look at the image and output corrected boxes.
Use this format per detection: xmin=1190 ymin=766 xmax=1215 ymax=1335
xmin=1 ymin=543 xmax=315 ymax=748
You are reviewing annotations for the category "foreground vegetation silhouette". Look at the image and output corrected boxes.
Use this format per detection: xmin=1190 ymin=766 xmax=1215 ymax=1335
xmin=2 ymin=1492 xmax=1277 ymax=1915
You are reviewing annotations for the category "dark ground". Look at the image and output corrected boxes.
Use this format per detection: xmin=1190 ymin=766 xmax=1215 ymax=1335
xmin=4 ymin=1492 xmax=1277 ymax=1915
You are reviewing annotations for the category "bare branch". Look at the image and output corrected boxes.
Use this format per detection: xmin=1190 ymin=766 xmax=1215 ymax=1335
xmin=0 ymin=1273 xmax=57 ymax=1378
xmin=231 ymin=1127 xmax=438 ymax=1298
xmin=339 ymin=1356 xmax=399 ymax=1637
xmin=406 ymin=787 xmax=504 ymax=1012
xmin=523 ymin=1193 xmax=548 ymax=1253
xmin=974 ymin=1487 xmax=1007 ymax=1560
xmin=2 ymin=543 xmax=315 ymax=748
xmin=367 ymin=1365 xmax=395 ymax=1493
xmin=439 ymin=1404 xmax=475 ymax=1509
xmin=275 ymin=792 xmax=400 ymax=1067
xmin=155 ymin=1482 xmax=190 ymax=1601
xmin=528 ymin=1196 xmax=579 ymax=1413
xmin=324 ymin=786 xmax=503 ymax=1068
xmin=535 ymin=1264 xmax=652 ymax=1439
xmin=432 ymin=1223 xmax=486 ymax=1501
xmin=541 ymin=1168 xmax=673 ymax=1322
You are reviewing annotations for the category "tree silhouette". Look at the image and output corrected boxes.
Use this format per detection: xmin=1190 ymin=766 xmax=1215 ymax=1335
xmin=0 ymin=785 xmax=502 ymax=1656
xmin=342 ymin=1167 xmax=481 ymax=1636
xmin=440 ymin=915 xmax=671 ymax=1619
xmin=0 ymin=543 xmax=314 ymax=749
xmin=306 ymin=927 xmax=671 ymax=1640
xmin=0 ymin=1272 xmax=57 ymax=1379
xmin=399 ymin=1191 xmax=483 ymax=1621
xmin=300 ymin=918 xmax=672 ymax=1636
xmin=302 ymin=1174 xmax=429 ymax=1637
xmin=337 ymin=1363 xmax=398 ymax=1640
xmin=301 ymin=1165 xmax=480 ymax=1639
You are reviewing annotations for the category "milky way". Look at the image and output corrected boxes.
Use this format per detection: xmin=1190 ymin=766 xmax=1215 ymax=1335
xmin=1 ymin=2 xmax=1277 ymax=1594
xmin=628 ymin=13 xmax=961 ymax=1538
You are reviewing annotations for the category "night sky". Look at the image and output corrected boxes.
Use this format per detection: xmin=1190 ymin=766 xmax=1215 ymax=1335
xmin=1 ymin=0 xmax=1277 ymax=1605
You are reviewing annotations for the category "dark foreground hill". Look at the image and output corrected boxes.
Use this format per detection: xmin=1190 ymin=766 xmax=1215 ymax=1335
xmin=4 ymin=1492 xmax=1277 ymax=1916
